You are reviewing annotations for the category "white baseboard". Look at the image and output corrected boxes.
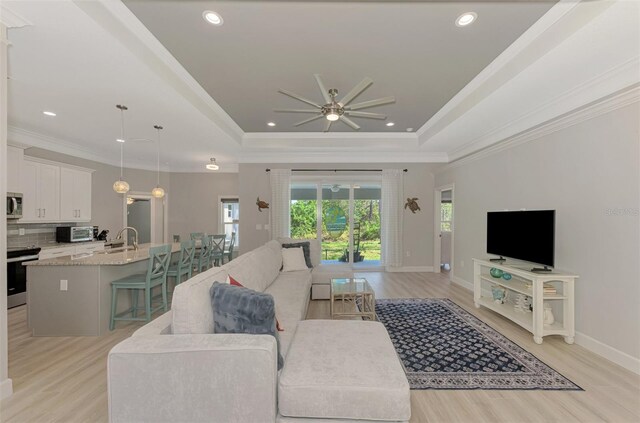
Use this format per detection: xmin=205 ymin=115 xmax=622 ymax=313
xmin=451 ymin=274 xmax=640 ymax=375
xmin=386 ymin=266 xmax=434 ymax=273
xmin=574 ymin=331 xmax=640 ymax=375
xmin=450 ymin=275 xmax=474 ymax=291
xmin=0 ymin=378 xmax=13 ymax=400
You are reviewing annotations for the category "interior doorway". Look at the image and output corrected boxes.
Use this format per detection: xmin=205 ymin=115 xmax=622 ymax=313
xmin=434 ymin=184 xmax=454 ymax=277
xmin=123 ymin=193 xmax=168 ymax=245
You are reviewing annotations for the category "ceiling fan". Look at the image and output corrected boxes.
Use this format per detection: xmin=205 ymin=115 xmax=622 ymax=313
xmin=275 ymin=74 xmax=395 ymax=132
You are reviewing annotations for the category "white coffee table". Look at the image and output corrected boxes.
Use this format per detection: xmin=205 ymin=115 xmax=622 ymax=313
xmin=330 ymin=278 xmax=376 ymax=321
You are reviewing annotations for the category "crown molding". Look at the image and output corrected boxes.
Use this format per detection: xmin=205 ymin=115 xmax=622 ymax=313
xmin=242 ymin=131 xmax=419 ymax=150
xmin=8 ymin=125 xmax=240 ymax=173
xmin=437 ymin=84 xmax=640 ymax=174
xmin=448 ymin=57 xmax=640 ymax=162
xmin=416 ymin=0 xmax=613 ymax=145
xmin=0 ymin=5 xmax=32 ymax=28
xmin=240 ymin=150 xmax=448 ymax=164
xmin=72 ymin=0 xmax=244 ymax=144
xmin=8 ymin=125 xmax=123 ymax=168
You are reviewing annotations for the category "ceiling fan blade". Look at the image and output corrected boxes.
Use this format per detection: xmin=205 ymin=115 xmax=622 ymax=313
xmin=294 ymin=114 xmax=325 ymax=127
xmin=340 ymin=116 xmax=361 ymax=130
xmin=323 ymin=120 xmax=332 ymax=132
xmin=314 ymin=74 xmax=332 ymax=104
xmin=274 ymin=109 xmax=321 ymax=114
xmin=339 ymin=77 xmax=373 ymax=107
xmin=346 ymin=96 xmax=396 ymax=110
xmin=278 ymin=89 xmax=322 ymax=108
xmin=344 ymin=111 xmax=387 ymax=120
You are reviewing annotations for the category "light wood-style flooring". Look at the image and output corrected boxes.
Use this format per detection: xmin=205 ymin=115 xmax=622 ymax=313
xmin=1 ymin=271 xmax=639 ymax=422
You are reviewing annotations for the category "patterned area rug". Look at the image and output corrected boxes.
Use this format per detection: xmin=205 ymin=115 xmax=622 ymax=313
xmin=375 ymin=298 xmax=582 ymax=391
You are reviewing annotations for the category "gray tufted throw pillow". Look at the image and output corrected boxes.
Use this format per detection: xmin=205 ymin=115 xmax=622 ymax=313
xmin=210 ymin=281 xmax=284 ymax=370
xmin=282 ymin=241 xmax=313 ymax=268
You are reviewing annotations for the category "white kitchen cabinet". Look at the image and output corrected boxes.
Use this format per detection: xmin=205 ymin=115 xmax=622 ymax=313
xmin=60 ymin=167 xmax=92 ymax=221
xmin=21 ymin=159 xmax=39 ymax=221
xmin=6 ymin=145 xmax=23 ymax=193
xmin=38 ymin=163 xmax=60 ymax=221
xmin=21 ymin=156 xmax=92 ymax=223
xmin=21 ymin=159 xmax=60 ymax=222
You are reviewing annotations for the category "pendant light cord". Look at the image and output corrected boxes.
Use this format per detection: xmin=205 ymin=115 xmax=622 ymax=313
xmin=154 ymin=125 xmax=163 ymax=186
xmin=118 ymin=105 xmax=127 ymax=180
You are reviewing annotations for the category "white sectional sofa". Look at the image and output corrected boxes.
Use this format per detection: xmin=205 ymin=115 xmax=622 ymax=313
xmin=108 ymin=239 xmax=410 ymax=423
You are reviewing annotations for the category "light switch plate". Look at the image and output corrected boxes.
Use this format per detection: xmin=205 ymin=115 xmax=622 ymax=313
xmin=60 ymin=280 xmax=68 ymax=291
xmin=19 ymin=228 xmax=25 ymax=236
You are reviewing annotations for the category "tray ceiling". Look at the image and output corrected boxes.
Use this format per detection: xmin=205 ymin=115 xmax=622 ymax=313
xmin=123 ymin=0 xmax=555 ymax=133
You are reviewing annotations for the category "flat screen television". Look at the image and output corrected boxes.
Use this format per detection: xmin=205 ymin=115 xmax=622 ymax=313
xmin=486 ymin=210 xmax=555 ymax=269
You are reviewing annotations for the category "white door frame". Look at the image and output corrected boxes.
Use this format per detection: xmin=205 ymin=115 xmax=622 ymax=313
xmin=433 ymin=183 xmax=454 ymax=277
xmin=122 ymin=192 xmax=169 ymax=244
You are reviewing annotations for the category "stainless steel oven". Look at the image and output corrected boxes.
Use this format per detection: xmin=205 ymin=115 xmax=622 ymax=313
xmin=7 ymin=247 xmax=41 ymax=308
xmin=6 ymin=192 xmax=23 ymax=219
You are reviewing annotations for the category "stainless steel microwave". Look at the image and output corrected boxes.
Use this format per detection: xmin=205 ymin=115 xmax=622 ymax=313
xmin=56 ymin=226 xmax=94 ymax=243
xmin=6 ymin=192 xmax=23 ymax=219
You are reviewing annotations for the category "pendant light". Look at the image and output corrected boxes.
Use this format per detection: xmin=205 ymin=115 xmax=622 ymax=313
xmin=113 ymin=104 xmax=130 ymax=194
xmin=151 ymin=125 xmax=165 ymax=198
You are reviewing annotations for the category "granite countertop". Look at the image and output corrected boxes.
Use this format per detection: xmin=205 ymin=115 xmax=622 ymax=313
xmin=38 ymin=240 xmax=105 ymax=250
xmin=26 ymin=243 xmax=181 ymax=266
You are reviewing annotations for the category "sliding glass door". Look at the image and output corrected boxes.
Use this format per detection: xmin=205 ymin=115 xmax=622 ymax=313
xmin=291 ymin=180 xmax=381 ymax=267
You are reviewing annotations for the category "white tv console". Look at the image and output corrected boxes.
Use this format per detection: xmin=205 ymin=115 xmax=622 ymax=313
xmin=473 ymin=259 xmax=578 ymax=345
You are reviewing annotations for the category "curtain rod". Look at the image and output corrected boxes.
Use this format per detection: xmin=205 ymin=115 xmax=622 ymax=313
xmin=265 ymin=168 xmax=408 ymax=173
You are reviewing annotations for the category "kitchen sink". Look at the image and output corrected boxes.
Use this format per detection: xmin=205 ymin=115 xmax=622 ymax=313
xmin=96 ymin=246 xmax=137 ymax=254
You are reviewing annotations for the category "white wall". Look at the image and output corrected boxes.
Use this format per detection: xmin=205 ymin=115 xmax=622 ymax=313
xmin=167 ymin=172 xmax=239 ymax=241
xmin=435 ymin=102 xmax=640 ymax=365
xmin=238 ymin=163 xmax=440 ymax=269
xmin=0 ymin=23 xmax=12 ymax=400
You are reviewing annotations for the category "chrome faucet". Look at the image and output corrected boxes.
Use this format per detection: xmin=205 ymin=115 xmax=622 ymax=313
xmin=116 ymin=226 xmax=139 ymax=251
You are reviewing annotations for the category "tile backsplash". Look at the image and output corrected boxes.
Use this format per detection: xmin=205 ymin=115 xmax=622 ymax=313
xmin=7 ymin=223 xmax=75 ymax=248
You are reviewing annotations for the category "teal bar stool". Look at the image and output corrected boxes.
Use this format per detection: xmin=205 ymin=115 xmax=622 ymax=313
xmin=224 ymin=232 xmax=236 ymax=264
xmin=210 ymin=234 xmax=226 ymax=267
xmin=195 ymin=235 xmax=212 ymax=272
xmin=109 ymin=244 xmax=172 ymax=330
xmin=190 ymin=232 xmax=204 ymax=241
xmin=167 ymin=240 xmax=196 ymax=287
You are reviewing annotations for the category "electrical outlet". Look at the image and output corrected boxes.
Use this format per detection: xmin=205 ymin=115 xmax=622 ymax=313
xmin=19 ymin=228 xmax=25 ymax=236
xmin=60 ymin=280 xmax=68 ymax=291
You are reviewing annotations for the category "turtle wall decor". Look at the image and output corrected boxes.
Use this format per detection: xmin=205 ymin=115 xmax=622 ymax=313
xmin=404 ymin=197 xmax=421 ymax=214
xmin=256 ymin=197 xmax=270 ymax=212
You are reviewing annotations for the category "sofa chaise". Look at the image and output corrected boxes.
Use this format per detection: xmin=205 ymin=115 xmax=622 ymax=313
xmin=107 ymin=239 xmax=411 ymax=423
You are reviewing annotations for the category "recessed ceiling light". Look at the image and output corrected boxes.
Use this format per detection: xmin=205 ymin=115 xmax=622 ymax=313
xmin=203 ymin=11 xmax=223 ymax=26
xmin=43 ymin=111 xmax=56 ymax=116
xmin=116 ymin=138 xmax=125 ymax=143
xmin=456 ymin=12 xmax=477 ymax=27
xmin=267 ymin=122 xmax=276 ymax=127
xmin=406 ymin=128 xmax=414 ymax=132
xmin=386 ymin=122 xmax=395 ymax=127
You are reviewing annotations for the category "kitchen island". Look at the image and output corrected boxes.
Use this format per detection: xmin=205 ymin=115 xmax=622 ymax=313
xmin=25 ymin=243 xmax=180 ymax=336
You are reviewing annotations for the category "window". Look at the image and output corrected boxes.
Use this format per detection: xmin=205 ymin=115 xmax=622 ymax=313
xmin=441 ymin=202 xmax=453 ymax=232
xmin=219 ymin=197 xmax=239 ymax=244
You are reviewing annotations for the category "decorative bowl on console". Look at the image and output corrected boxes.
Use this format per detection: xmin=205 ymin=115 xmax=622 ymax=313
xmin=490 ymin=268 xmax=503 ymax=278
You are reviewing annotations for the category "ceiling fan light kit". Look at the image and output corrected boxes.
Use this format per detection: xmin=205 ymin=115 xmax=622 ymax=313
xmin=276 ymin=74 xmax=395 ymax=132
